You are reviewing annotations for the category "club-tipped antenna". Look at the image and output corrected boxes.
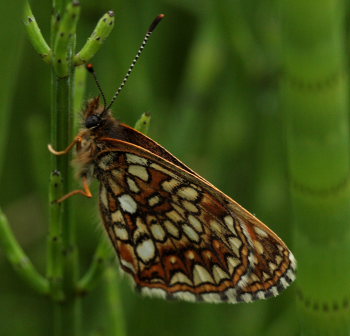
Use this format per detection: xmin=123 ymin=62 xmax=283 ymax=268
xmin=103 ymin=14 xmax=165 ymax=114
xmin=86 ymin=63 xmax=107 ymax=110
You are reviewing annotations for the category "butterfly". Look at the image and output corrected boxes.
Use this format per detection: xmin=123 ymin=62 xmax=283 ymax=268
xmin=49 ymin=14 xmax=296 ymax=304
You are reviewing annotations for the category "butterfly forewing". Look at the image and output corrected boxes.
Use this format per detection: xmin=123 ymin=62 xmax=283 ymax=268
xmin=95 ymin=138 xmax=296 ymax=303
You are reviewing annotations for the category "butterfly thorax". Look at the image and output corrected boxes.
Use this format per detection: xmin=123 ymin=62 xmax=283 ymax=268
xmin=74 ymin=97 xmax=123 ymax=179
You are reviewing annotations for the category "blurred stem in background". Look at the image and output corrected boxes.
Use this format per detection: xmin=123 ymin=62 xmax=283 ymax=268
xmin=281 ymin=0 xmax=350 ymax=334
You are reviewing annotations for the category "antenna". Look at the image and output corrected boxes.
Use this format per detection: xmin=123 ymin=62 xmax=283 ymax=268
xmin=86 ymin=63 xmax=107 ymax=110
xmin=102 ymin=14 xmax=165 ymax=114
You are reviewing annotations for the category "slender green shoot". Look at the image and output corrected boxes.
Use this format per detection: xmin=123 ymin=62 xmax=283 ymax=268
xmin=76 ymin=237 xmax=112 ymax=294
xmin=103 ymin=264 xmax=127 ymax=336
xmin=134 ymin=112 xmax=151 ymax=134
xmin=73 ymin=64 xmax=88 ymax=131
xmin=74 ymin=10 xmax=115 ymax=66
xmin=0 ymin=208 xmax=49 ymax=295
xmin=53 ymin=1 xmax=80 ymax=77
xmin=23 ymin=1 xmax=51 ymax=63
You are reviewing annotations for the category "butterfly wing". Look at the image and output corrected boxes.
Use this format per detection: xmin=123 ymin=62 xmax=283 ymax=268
xmin=95 ymin=137 xmax=296 ymax=303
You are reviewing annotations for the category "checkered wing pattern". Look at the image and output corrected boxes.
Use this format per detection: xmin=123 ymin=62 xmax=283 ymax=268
xmin=95 ymin=140 xmax=296 ymax=303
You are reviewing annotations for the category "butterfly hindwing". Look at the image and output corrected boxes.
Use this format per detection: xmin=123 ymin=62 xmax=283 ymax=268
xmin=95 ymin=138 xmax=296 ymax=303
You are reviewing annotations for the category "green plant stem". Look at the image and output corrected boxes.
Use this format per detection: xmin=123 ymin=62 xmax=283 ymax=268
xmin=74 ymin=10 xmax=115 ymax=66
xmin=23 ymin=1 xmax=51 ymax=63
xmin=281 ymin=0 xmax=350 ymax=334
xmin=0 ymin=208 xmax=49 ymax=294
xmin=50 ymin=2 xmax=80 ymax=335
xmin=48 ymin=171 xmax=65 ymax=302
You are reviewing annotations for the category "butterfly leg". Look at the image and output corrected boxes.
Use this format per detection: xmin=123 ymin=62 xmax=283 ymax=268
xmin=48 ymin=136 xmax=92 ymax=203
xmin=48 ymin=136 xmax=83 ymax=155
xmin=55 ymin=175 xmax=93 ymax=203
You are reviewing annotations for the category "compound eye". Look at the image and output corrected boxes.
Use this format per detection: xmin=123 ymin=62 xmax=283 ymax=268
xmin=85 ymin=114 xmax=101 ymax=129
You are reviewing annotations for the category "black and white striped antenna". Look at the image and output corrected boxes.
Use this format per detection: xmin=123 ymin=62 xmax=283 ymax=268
xmin=102 ymin=14 xmax=165 ymax=115
xmin=86 ymin=63 xmax=107 ymax=110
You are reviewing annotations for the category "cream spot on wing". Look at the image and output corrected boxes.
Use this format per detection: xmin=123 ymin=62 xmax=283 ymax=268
xmin=141 ymin=287 xmax=167 ymax=299
xmin=111 ymin=210 xmax=124 ymax=223
xmin=287 ymin=269 xmax=296 ymax=281
xmin=170 ymin=256 xmax=177 ymax=264
xmin=162 ymin=179 xmax=181 ymax=192
xmin=275 ymin=255 xmax=283 ymax=265
xmin=224 ymin=288 xmax=238 ymax=303
xmin=98 ymin=154 xmax=113 ymax=170
xmin=133 ymin=217 xmax=151 ymax=242
xmin=257 ymin=291 xmax=266 ymax=300
xmin=150 ymin=278 xmax=165 ymax=284
xmin=263 ymin=272 xmax=271 ymax=281
xmin=150 ymin=223 xmax=166 ymax=242
xmin=128 ymin=165 xmax=149 ymax=181
xmin=170 ymin=272 xmax=193 ymax=286
xmin=164 ymin=220 xmax=180 ymax=238
xmin=172 ymin=291 xmax=196 ymax=302
xmin=183 ymin=224 xmax=200 ymax=243
xmin=250 ymin=273 xmax=260 ymax=282
xmin=271 ymin=286 xmax=279 ymax=296
xmin=176 ymin=186 xmax=199 ymax=200
xmin=136 ymin=239 xmax=156 ymax=263
xmin=100 ymin=185 xmax=108 ymax=208
xmin=172 ymin=203 xmax=186 ymax=217
xmin=148 ymin=194 xmax=161 ymax=207
xmin=193 ymin=264 xmax=215 ymax=285
xmin=150 ymin=163 xmax=177 ymax=178
xmin=254 ymin=240 xmax=264 ymax=254
xmin=239 ymin=219 xmax=254 ymax=246
xmin=212 ymin=265 xmax=230 ymax=283
xmin=201 ymin=293 xmax=222 ymax=303
xmin=280 ymin=277 xmax=288 ymax=288
xmin=228 ymin=237 xmax=242 ymax=252
xmin=127 ymin=177 xmax=140 ymax=193
xmin=120 ymin=259 xmax=135 ymax=273
xmin=188 ymin=215 xmax=203 ymax=233
xmin=118 ymin=194 xmax=137 ymax=214
xmin=241 ymin=293 xmax=253 ymax=303
xmin=237 ymin=273 xmax=250 ymax=289
xmin=181 ymin=200 xmax=199 ymax=213
xmin=126 ymin=153 xmax=148 ymax=166
xmin=166 ymin=210 xmax=183 ymax=223
xmin=269 ymin=262 xmax=277 ymax=272
xmin=210 ymin=219 xmax=223 ymax=235
xmin=113 ymin=225 xmax=129 ymax=240
xmin=227 ymin=256 xmax=240 ymax=274
xmin=109 ymin=179 xmax=122 ymax=195
xmin=248 ymin=252 xmax=257 ymax=266
xmin=254 ymin=226 xmax=268 ymax=238
xmin=224 ymin=216 xmax=236 ymax=235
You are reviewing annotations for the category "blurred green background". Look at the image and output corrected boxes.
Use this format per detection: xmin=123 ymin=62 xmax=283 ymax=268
xmin=1 ymin=0 xmax=299 ymax=335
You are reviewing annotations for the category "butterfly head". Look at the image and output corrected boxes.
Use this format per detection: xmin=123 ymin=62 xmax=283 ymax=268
xmin=83 ymin=96 xmax=109 ymax=130
xmin=85 ymin=113 xmax=102 ymax=129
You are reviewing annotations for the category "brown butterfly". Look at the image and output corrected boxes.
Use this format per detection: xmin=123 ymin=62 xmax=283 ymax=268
xmin=49 ymin=14 xmax=296 ymax=303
